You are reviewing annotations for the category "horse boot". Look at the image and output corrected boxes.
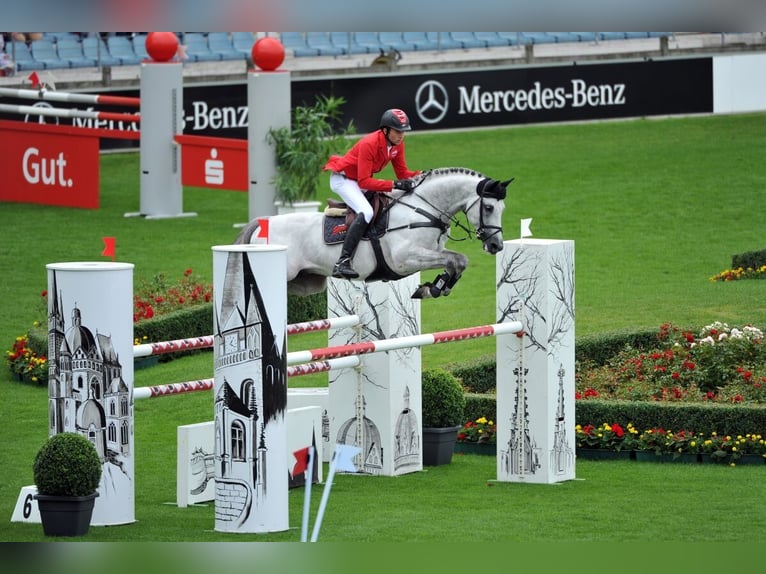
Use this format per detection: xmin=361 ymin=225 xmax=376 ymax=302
xmin=332 ymin=213 xmax=369 ymax=279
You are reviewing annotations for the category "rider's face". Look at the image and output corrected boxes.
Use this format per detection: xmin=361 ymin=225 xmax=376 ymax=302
xmin=387 ymin=128 xmax=405 ymax=145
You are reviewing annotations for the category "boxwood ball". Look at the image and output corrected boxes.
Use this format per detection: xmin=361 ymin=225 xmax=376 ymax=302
xmin=146 ymin=32 xmax=179 ymax=62
xmin=252 ymin=37 xmax=285 ymax=71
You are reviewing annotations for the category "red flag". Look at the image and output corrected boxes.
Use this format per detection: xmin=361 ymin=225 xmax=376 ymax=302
xmin=292 ymin=446 xmax=310 ymax=476
xmin=28 ymin=72 xmax=41 ymax=88
xmin=256 ymin=218 xmax=269 ymax=243
xmin=101 ymin=237 xmax=116 ymax=260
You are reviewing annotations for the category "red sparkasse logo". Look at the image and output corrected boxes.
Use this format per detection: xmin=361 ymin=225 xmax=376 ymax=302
xmin=0 ymin=120 xmax=100 ymax=208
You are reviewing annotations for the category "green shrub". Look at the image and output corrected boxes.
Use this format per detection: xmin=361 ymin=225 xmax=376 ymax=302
xmin=731 ymin=249 xmax=766 ymax=270
xmin=33 ymin=432 xmax=102 ymax=497
xmin=422 ymin=367 xmax=466 ymax=428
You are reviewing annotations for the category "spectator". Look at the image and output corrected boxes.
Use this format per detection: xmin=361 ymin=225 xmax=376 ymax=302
xmin=11 ymin=32 xmax=42 ymax=45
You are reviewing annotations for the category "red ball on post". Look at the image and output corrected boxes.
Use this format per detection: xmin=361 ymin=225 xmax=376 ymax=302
xmin=145 ymin=32 xmax=179 ymax=62
xmin=251 ymin=37 xmax=285 ymax=71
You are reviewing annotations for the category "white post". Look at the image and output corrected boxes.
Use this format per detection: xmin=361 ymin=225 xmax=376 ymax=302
xmin=326 ymin=275 xmax=423 ymax=476
xmin=130 ymin=60 xmax=195 ymax=219
xmin=212 ymin=244 xmax=288 ymax=533
xmin=496 ymin=239 xmax=576 ymax=484
xmin=46 ymin=261 xmax=136 ymax=525
xmin=247 ymin=70 xmax=290 ymax=221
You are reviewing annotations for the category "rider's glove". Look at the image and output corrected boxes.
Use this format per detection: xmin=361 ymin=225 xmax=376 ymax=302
xmin=393 ymin=179 xmax=414 ymax=193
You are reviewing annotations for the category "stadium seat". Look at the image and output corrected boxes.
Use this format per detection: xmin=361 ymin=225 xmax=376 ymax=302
xmin=519 ymin=32 xmax=556 ymax=45
xmin=280 ymin=32 xmax=319 ymax=57
xmin=31 ymin=38 xmax=69 ymax=69
xmin=56 ymin=38 xmax=98 ymax=68
xmin=8 ymin=41 xmax=46 ymax=71
xmin=181 ymin=33 xmax=222 ymax=62
xmin=132 ymin=34 xmax=150 ymax=60
xmin=425 ymin=32 xmax=463 ymax=51
xmin=106 ymin=36 xmax=142 ymax=65
xmin=306 ymin=32 xmax=345 ymax=56
xmin=449 ymin=32 xmax=488 ymax=49
xmin=82 ymin=36 xmax=123 ymax=67
xmin=331 ymin=32 xmax=369 ymax=55
xmin=232 ymin=32 xmax=255 ymax=57
xmin=474 ymin=32 xmax=512 ymax=47
xmin=402 ymin=32 xmax=440 ymax=51
xmin=208 ymin=32 xmax=243 ymax=61
xmin=378 ymin=32 xmax=416 ymax=52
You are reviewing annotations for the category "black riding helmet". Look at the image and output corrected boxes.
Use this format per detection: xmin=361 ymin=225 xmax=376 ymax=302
xmin=379 ymin=108 xmax=412 ymax=132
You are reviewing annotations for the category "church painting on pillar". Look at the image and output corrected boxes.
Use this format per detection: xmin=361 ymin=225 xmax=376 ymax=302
xmin=327 ymin=274 xmax=423 ymax=477
xmin=45 ymin=263 xmax=135 ymax=526
xmin=212 ymin=248 xmax=288 ymax=532
xmin=495 ymin=239 xmax=576 ymax=484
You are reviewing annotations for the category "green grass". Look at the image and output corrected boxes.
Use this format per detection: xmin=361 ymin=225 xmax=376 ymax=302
xmin=2 ymin=112 xmax=766 ymax=542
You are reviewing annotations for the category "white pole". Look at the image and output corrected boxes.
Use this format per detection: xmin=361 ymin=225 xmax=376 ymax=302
xmin=300 ymin=446 xmax=315 ymax=543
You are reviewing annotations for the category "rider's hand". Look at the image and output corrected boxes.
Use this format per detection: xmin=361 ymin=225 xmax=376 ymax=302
xmin=393 ymin=179 xmax=414 ymax=193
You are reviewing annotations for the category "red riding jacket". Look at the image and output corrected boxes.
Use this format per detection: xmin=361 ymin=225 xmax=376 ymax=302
xmin=323 ymin=130 xmax=420 ymax=192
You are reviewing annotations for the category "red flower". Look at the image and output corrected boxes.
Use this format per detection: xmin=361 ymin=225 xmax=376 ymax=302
xmin=184 ymin=268 xmax=193 ymax=276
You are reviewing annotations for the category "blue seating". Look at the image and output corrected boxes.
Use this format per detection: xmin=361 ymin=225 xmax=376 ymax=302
xmin=474 ymin=32 xmax=512 ymax=47
xmin=497 ymin=32 xmax=524 ymax=45
xmin=402 ymin=32 xmax=439 ymax=51
xmin=280 ymin=32 xmax=319 ymax=57
xmin=449 ymin=32 xmax=488 ymax=49
xmin=31 ymin=38 xmax=69 ymax=69
xmin=378 ymin=32 xmax=416 ymax=52
xmin=232 ymin=32 xmax=255 ymax=57
xmin=331 ymin=32 xmax=369 ymax=55
xmin=82 ymin=36 xmax=122 ymax=67
xmin=57 ymin=38 xmax=97 ymax=68
xmin=306 ymin=32 xmax=345 ymax=56
xmin=597 ymin=32 xmax=629 ymax=41
xmin=182 ymin=33 xmax=222 ymax=62
xmin=107 ymin=36 xmax=142 ymax=65
xmin=519 ymin=32 xmax=556 ymax=45
xmin=425 ymin=32 xmax=463 ymax=51
xmin=207 ymin=32 xmax=243 ymax=61
xmin=9 ymin=41 xmax=46 ymax=71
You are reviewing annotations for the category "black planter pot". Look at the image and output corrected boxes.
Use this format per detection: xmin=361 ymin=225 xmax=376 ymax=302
xmin=422 ymin=426 xmax=461 ymax=466
xmin=35 ymin=492 xmax=98 ymax=537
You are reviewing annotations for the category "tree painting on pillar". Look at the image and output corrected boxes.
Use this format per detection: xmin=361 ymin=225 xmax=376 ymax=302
xmin=496 ymin=239 xmax=576 ymax=483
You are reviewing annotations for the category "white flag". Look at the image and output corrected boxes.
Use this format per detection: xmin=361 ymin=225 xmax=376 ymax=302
xmin=520 ymin=218 xmax=533 ymax=238
xmin=333 ymin=444 xmax=361 ymax=473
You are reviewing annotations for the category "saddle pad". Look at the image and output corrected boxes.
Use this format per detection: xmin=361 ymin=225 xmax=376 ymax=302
xmin=322 ymin=211 xmax=390 ymax=245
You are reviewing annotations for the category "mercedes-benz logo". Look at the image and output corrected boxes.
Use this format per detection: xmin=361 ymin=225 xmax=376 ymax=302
xmin=415 ymin=80 xmax=448 ymax=125
xmin=24 ymin=102 xmax=59 ymax=125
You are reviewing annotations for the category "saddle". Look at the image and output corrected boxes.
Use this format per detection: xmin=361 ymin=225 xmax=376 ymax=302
xmin=322 ymin=192 xmax=391 ymax=244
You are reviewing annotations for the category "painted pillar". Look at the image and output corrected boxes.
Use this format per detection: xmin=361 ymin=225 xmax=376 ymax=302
xmin=247 ymin=70 xmax=290 ymax=220
xmin=327 ymin=275 xmax=423 ymax=477
xmin=212 ymin=244 xmax=288 ymax=533
xmin=46 ymin=261 xmax=135 ymax=525
xmin=133 ymin=60 xmax=195 ymax=219
xmin=495 ymin=239 xmax=576 ymax=484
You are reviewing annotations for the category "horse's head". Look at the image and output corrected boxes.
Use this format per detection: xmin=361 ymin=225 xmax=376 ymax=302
xmin=470 ymin=176 xmax=513 ymax=254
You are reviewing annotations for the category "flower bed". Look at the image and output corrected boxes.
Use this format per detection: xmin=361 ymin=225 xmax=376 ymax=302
xmin=576 ymin=421 xmax=765 ymax=466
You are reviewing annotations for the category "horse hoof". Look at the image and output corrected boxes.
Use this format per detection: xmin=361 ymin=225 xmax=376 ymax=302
xmin=429 ymin=285 xmax=442 ymax=298
xmin=411 ymin=285 xmax=430 ymax=299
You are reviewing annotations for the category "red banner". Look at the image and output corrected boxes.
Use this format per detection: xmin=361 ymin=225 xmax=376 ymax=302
xmin=174 ymin=134 xmax=248 ymax=191
xmin=0 ymin=120 xmax=101 ymax=209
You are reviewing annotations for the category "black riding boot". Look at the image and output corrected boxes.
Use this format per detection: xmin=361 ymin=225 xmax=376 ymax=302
xmin=333 ymin=213 xmax=369 ymax=279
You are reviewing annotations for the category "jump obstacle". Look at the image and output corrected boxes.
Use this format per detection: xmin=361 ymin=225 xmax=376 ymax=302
xmin=131 ymin=322 xmax=520 ymax=399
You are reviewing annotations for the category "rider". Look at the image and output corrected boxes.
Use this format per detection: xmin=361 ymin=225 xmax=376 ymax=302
xmin=324 ymin=108 xmax=421 ymax=279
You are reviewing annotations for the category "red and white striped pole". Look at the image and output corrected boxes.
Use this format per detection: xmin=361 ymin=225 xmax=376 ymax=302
xmin=133 ymin=314 xmax=360 ymax=358
xmin=287 ymin=321 xmax=523 ymax=365
xmin=0 ymin=103 xmax=140 ymax=123
xmin=0 ymin=87 xmax=140 ymax=107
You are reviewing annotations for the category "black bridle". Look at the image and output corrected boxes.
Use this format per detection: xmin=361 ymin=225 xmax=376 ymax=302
xmin=384 ymin=172 xmax=512 ymax=245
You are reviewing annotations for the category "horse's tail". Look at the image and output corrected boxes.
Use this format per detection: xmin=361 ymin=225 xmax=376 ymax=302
xmin=233 ymin=219 xmax=262 ymax=245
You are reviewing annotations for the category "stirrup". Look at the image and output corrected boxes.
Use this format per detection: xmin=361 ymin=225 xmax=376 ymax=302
xmin=332 ymin=258 xmax=359 ymax=279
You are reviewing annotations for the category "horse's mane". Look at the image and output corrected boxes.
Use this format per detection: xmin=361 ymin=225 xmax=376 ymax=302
xmin=413 ymin=167 xmax=487 ymax=181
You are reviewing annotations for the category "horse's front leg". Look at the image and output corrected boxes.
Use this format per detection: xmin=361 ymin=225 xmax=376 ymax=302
xmin=411 ymin=250 xmax=467 ymax=299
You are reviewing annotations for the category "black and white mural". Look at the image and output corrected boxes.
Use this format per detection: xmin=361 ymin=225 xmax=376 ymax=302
xmin=46 ymin=262 xmax=135 ymax=525
xmin=327 ymin=274 xmax=423 ymax=476
xmin=496 ymin=239 xmax=576 ymax=483
xmin=212 ymin=245 xmax=288 ymax=533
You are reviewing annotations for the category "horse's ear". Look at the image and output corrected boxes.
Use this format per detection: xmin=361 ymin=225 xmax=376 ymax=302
xmin=501 ymin=178 xmax=515 ymax=187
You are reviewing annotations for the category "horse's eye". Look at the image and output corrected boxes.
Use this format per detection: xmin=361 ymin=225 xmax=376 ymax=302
xmin=484 ymin=204 xmax=494 ymax=213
